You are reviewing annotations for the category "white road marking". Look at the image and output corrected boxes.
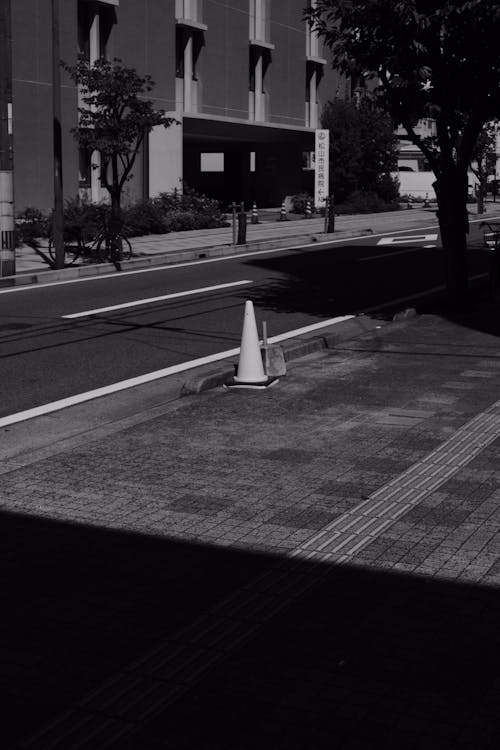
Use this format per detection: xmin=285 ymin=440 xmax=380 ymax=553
xmin=0 ymin=314 xmax=354 ymax=428
xmin=377 ymin=233 xmax=438 ymax=245
xmin=0 ymin=223 xmax=450 ymax=295
xmin=62 ymin=280 xmax=253 ymax=319
xmin=1 ymin=216 xmax=497 ymax=296
xmin=266 ymin=315 xmax=353 ymax=343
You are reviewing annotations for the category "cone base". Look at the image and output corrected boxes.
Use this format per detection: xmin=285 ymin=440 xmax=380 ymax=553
xmin=224 ymin=377 xmax=279 ymax=390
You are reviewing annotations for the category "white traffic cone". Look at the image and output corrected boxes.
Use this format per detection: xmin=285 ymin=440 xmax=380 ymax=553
xmin=234 ymin=300 xmax=267 ymax=383
xmin=225 ymin=301 xmax=278 ymax=389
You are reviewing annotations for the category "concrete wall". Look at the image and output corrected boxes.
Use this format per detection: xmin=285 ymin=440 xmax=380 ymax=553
xmin=10 ymin=0 xmax=347 ymax=213
xmin=268 ymin=1 xmax=307 ymax=128
xmin=201 ymin=0 xmax=249 ymax=120
xmin=12 ymin=0 xmax=79 ymax=212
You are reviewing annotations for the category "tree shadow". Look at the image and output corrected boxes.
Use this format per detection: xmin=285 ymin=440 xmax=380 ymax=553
xmin=244 ymin=244 xmax=450 ymax=320
xmin=3 ymin=508 xmax=500 ymax=749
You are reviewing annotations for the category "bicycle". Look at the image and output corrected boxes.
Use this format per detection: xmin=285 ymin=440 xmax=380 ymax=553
xmin=48 ymin=216 xmax=132 ymax=269
xmin=480 ymin=221 xmax=500 ymax=302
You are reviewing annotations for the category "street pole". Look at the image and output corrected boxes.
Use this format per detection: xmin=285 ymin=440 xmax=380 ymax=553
xmin=0 ymin=0 xmax=15 ymax=277
xmin=51 ymin=0 xmax=64 ymax=269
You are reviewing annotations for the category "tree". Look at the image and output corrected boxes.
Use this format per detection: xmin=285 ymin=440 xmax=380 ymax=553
xmin=306 ymin=1 xmax=500 ymax=306
xmin=321 ymin=98 xmax=399 ymax=204
xmin=64 ymin=56 xmax=176 ymax=228
xmin=469 ymin=123 xmax=497 ymax=215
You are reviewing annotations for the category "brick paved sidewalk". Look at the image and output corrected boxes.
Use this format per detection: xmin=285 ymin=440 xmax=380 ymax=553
xmin=2 ymin=301 xmax=500 ymax=748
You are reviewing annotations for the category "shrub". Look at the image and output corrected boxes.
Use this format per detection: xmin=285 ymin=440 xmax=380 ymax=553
xmin=122 ymin=200 xmax=168 ymax=236
xmin=62 ymin=197 xmax=106 ymax=242
xmin=336 ymin=190 xmax=400 ymax=215
xmin=153 ymin=186 xmax=228 ymax=228
xmin=15 ymin=207 xmax=50 ymax=247
xmin=16 ymin=188 xmax=229 ymax=249
xmin=291 ymin=193 xmax=314 ymax=214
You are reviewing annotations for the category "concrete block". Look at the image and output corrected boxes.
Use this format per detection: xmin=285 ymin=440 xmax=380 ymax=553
xmin=181 ymin=366 xmax=235 ymax=395
xmin=263 ymin=344 xmax=286 ymax=377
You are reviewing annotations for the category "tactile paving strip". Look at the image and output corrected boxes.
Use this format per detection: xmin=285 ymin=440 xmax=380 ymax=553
xmin=292 ymin=400 xmax=500 ymax=564
xmin=17 ymin=401 xmax=500 ymax=750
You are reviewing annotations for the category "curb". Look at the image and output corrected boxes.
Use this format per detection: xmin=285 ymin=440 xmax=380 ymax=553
xmin=180 ymin=313 xmax=410 ymax=396
xmin=4 ymin=228 xmax=370 ymax=288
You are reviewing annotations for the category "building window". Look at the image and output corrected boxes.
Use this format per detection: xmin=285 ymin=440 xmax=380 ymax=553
xmin=305 ymin=64 xmax=319 ymax=128
xmin=305 ymin=0 xmax=319 ymax=59
xmin=249 ymin=0 xmax=270 ymax=43
xmin=79 ymin=147 xmax=91 ymax=188
xmin=176 ymin=25 xmax=204 ymax=111
xmin=249 ymin=47 xmax=270 ymax=122
xmin=176 ymin=0 xmax=202 ymax=23
xmin=201 ymin=153 xmax=224 ymax=172
xmin=78 ymin=1 xmax=114 ymax=62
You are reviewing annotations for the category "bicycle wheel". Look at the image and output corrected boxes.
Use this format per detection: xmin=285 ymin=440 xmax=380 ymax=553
xmin=120 ymin=235 xmax=132 ymax=261
xmin=48 ymin=237 xmax=83 ymax=266
xmin=96 ymin=234 xmax=111 ymax=263
xmin=96 ymin=234 xmax=132 ymax=264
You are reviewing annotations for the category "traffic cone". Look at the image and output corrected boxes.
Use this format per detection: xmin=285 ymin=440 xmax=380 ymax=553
xmin=251 ymin=201 xmax=259 ymax=224
xmin=225 ymin=301 xmax=278 ymax=389
xmin=278 ymin=200 xmax=288 ymax=221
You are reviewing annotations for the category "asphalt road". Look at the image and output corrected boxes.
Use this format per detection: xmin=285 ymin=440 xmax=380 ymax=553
xmin=0 ymin=220 xmax=491 ymax=420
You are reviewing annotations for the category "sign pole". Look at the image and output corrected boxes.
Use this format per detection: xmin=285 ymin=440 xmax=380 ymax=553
xmin=314 ymin=128 xmax=329 ymax=213
xmin=0 ymin=0 xmax=14 ymax=277
xmin=51 ymin=0 xmax=65 ymax=269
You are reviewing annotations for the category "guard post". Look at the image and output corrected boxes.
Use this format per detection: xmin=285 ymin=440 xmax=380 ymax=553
xmin=324 ymin=194 xmax=335 ymax=233
xmin=237 ymin=201 xmax=247 ymax=245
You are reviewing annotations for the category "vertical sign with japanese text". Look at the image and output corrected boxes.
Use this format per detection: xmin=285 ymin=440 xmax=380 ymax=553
xmin=314 ymin=129 xmax=329 ymax=208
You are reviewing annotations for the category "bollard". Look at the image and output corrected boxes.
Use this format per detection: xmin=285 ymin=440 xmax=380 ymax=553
xmin=406 ymin=194 xmax=413 ymax=209
xmin=305 ymin=199 xmax=312 ymax=219
xmin=423 ymin=192 xmax=430 ymax=208
xmin=232 ymin=202 xmax=237 ymax=245
xmin=324 ymin=195 xmax=335 ymax=233
xmin=251 ymin=201 xmax=259 ymax=224
xmin=278 ymin=200 xmax=288 ymax=221
xmin=237 ymin=202 xmax=247 ymax=245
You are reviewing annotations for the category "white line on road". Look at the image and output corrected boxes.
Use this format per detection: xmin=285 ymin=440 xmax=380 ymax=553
xmin=376 ymin=233 xmax=438 ymax=246
xmin=0 ymin=222 xmax=452 ymax=295
xmin=0 ymin=314 xmax=354 ymax=428
xmin=62 ymin=280 xmax=254 ymax=319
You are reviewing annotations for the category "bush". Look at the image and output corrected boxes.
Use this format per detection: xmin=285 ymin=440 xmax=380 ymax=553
xmin=336 ymin=190 xmax=400 ymax=215
xmin=291 ymin=193 xmax=314 ymax=214
xmin=122 ymin=200 xmax=168 ymax=236
xmin=62 ymin=197 xmax=106 ymax=242
xmin=16 ymin=188 xmax=229 ymax=247
xmin=122 ymin=188 xmax=228 ymax=236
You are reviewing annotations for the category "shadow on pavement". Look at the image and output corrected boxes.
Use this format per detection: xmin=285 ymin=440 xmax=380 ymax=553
xmin=3 ymin=508 xmax=500 ymax=749
xmin=244 ymin=244 xmax=449 ymax=319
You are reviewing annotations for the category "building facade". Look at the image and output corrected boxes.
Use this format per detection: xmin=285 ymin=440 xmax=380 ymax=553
xmin=11 ymin=0 xmax=343 ymax=212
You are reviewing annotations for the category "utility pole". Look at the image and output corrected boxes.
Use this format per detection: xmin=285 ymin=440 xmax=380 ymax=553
xmin=0 ymin=0 xmax=15 ymax=277
xmin=51 ymin=0 xmax=64 ymax=269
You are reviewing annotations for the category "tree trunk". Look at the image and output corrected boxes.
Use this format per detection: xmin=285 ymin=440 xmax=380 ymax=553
xmin=434 ymin=172 xmax=469 ymax=308
xmin=109 ymin=155 xmax=122 ymax=232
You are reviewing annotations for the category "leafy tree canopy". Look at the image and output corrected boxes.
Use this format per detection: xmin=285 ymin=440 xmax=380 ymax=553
xmin=306 ymin=0 xmax=500 ymax=303
xmin=64 ymin=56 xmax=176 ymax=211
xmin=306 ymin=0 xmax=500 ymax=176
xmin=322 ymin=98 xmax=399 ymax=203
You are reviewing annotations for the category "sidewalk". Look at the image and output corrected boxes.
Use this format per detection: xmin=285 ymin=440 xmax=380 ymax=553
xmin=3 ymin=295 xmax=500 ymax=748
xmin=11 ymin=206 xmax=445 ymax=281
